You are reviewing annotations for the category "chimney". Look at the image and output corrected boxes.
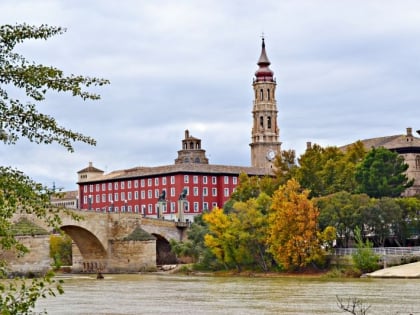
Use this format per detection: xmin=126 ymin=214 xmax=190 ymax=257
xmin=407 ymin=127 xmax=413 ymax=137
xmin=185 ymin=130 xmax=189 ymax=139
xmin=306 ymin=142 xmax=312 ymax=150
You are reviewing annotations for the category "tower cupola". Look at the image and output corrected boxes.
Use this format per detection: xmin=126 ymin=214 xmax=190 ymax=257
xmin=254 ymin=38 xmax=274 ymax=82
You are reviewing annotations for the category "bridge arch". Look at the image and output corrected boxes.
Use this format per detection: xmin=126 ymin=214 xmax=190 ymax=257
xmin=152 ymin=233 xmax=177 ymax=265
xmin=60 ymin=225 xmax=107 ymax=260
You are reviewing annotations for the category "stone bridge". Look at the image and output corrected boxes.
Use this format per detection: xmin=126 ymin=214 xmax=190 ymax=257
xmin=10 ymin=211 xmax=188 ymax=274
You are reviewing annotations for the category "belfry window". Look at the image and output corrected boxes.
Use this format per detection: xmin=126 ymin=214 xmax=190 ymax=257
xmin=267 ymin=89 xmax=270 ymax=100
xmin=260 ymin=116 xmax=264 ymax=128
xmin=416 ymin=155 xmax=420 ymax=169
xmin=190 ymin=142 xmax=194 ymax=149
xmin=260 ymin=89 xmax=264 ymax=100
xmin=267 ymin=116 xmax=271 ymax=129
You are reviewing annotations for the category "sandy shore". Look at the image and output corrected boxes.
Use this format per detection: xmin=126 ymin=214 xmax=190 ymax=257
xmin=366 ymin=261 xmax=420 ymax=278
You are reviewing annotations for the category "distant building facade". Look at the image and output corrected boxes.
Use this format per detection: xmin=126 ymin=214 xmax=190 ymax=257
xmin=50 ymin=190 xmax=78 ymax=209
xmin=77 ymin=133 xmax=267 ymax=221
xmin=75 ymin=38 xmax=279 ymax=220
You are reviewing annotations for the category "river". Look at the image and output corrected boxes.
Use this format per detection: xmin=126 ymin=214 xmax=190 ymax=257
xmin=34 ymin=273 xmax=420 ymax=315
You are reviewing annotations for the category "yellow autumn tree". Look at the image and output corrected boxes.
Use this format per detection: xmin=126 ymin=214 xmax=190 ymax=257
xmin=267 ymin=179 xmax=324 ymax=270
xmin=203 ymin=203 xmax=267 ymax=271
xmin=203 ymin=207 xmax=243 ymax=270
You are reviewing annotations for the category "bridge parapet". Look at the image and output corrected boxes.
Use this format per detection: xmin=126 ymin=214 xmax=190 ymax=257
xmin=334 ymin=247 xmax=420 ymax=256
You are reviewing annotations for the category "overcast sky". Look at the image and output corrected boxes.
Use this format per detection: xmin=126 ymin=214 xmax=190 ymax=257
xmin=1 ymin=0 xmax=420 ymax=190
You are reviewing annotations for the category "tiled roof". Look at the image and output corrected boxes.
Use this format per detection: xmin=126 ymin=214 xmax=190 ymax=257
xmin=341 ymin=130 xmax=420 ymax=152
xmin=79 ymin=163 xmax=272 ymax=183
xmin=77 ymin=164 xmax=104 ymax=174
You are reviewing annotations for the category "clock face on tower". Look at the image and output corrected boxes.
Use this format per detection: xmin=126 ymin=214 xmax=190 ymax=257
xmin=266 ymin=149 xmax=276 ymax=161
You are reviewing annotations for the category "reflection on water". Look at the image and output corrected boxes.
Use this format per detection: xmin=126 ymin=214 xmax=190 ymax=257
xmin=34 ymin=274 xmax=420 ymax=315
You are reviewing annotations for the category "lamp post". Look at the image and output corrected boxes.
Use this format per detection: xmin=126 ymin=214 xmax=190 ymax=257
xmin=88 ymin=195 xmax=92 ymax=210
xmin=157 ymin=190 xmax=166 ymax=219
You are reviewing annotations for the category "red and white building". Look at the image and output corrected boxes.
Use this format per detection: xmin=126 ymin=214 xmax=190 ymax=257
xmin=77 ymin=130 xmax=268 ymax=221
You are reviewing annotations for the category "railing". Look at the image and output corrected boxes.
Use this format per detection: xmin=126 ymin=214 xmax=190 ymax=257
xmin=334 ymin=246 xmax=420 ymax=256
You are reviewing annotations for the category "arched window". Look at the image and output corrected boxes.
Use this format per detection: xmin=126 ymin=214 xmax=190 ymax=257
xmin=267 ymin=116 xmax=271 ymax=129
xmin=267 ymin=89 xmax=270 ymax=100
xmin=260 ymin=116 xmax=264 ymax=128
xmin=416 ymin=155 xmax=420 ymax=169
xmin=189 ymin=142 xmax=194 ymax=149
xmin=260 ymin=89 xmax=264 ymax=100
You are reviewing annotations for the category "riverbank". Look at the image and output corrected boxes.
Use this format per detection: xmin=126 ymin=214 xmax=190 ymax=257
xmin=366 ymin=261 xmax=420 ymax=278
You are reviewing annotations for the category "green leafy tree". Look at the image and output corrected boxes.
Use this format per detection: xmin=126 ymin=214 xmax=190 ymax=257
xmin=355 ymin=147 xmax=413 ymax=198
xmin=1 ymin=24 xmax=109 ymax=150
xmin=229 ymin=193 xmax=273 ymax=271
xmin=170 ymin=213 xmax=221 ymax=270
xmin=316 ymin=192 xmax=371 ymax=247
xmin=362 ymin=197 xmax=402 ymax=247
xmin=351 ymin=226 xmax=380 ymax=273
xmin=395 ymin=197 xmax=420 ymax=246
xmin=1 ymin=23 xmax=108 ymax=314
xmin=223 ymin=173 xmax=276 ymax=213
xmin=295 ymin=142 xmax=365 ymax=197
xmin=50 ymin=234 xmax=72 ymax=268
xmin=273 ymin=149 xmax=298 ymax=186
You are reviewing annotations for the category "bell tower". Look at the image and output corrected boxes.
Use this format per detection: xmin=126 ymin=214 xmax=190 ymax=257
xmin=250 ymin=37 xmax=281 ymax=169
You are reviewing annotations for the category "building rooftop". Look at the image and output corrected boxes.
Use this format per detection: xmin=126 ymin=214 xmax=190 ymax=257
xmin=78 ymin=163 xmax=272 ymax=184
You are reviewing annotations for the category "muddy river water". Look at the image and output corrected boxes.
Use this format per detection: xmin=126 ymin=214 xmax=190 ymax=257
xmin=34 ymin=273 xmax=420 ymax=314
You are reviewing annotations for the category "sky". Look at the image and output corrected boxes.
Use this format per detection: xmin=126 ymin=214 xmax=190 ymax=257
xmin=1 ymin=0 xmax=420 ymax=190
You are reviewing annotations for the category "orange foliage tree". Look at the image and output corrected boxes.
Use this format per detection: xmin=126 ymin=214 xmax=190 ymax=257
xmin=267 ymin=179 xmax=324 ymax=270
